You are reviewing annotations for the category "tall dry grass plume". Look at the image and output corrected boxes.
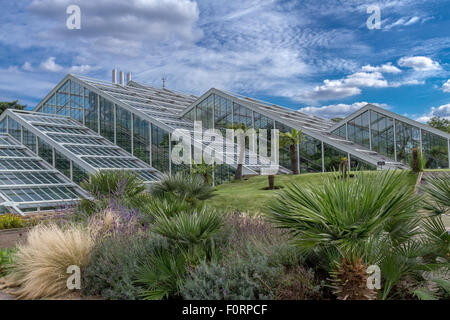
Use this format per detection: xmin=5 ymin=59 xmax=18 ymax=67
xmin=1 ymin=223 xmax=94 ymax=299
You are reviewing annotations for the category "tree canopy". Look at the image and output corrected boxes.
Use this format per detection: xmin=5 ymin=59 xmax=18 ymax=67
xmin=0 ymin=100 xmax=27 ymax=116
xmin=427 ymin=116 xmax=450 ymax=134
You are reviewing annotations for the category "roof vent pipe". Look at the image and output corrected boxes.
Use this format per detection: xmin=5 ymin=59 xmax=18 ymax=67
xmin=112 ymin=69 xmax=117 ymax=84
xmin=119 ymin=71 xmax=125 ymax=86
xmin=127 ymin=72 xmax=132 ymax=84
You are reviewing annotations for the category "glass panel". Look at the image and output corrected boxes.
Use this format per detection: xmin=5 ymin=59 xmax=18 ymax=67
xmin=23 ymin=128 xmax=37 ymax=153
xmin=196 ymin=95 xmax=213 ymax=129
xmin=85 ymin=90 xmax=98 ymax=132
xmin=214 ymin=95 xmax=233 ymax=133
xmin=275 ymin=121 xmax=293 ymax=171
xmin=370 ymin=110 xmax=394 ymax=158
xmin=324 ymin=143 xmax=347 ymax=172
xmin=72 ymin=163 xmax=89 ymax=184
xmin=38 ymin=138 xmax=53 ymax=165
xmin=233 ymin=103 xmax=253 ymax=128
xmin=8 ymin=117 xmax=21 ymax=141
xmin=116 ymin=106 xmax=132 ymax=153
xmin=347 ymin=111 xmax=370 ymax=149
xmin=56 ymin=80 xmax=70 ymax=116
xmin=100 ymin=97 xmax=114 ymax=143
xmin=152 ymin=124 xmax=170 ymax=172
xmin=299 ymin=135 xmax=322 ymax=173
xmin=133 ymin=115 xmax=150 ymax=164
xmin=395 ymin=120 xmax=420 ymax=165
xmin=350 ymin=156 xmax=377 ymax=171
xmin=214 ymin=164 xmax=236 ymax=185
xmin=332 ymin=125 xmax=346 ymax=138
xmin=55 ymin=151 xmax=71 ymax=178
xmin=422 ymin=130 xmax=449 ymax=169
xmin=0 ymin=119 xmax=6 ymax=133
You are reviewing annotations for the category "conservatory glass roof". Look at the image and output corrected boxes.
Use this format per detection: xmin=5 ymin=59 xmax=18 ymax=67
xmin=3 ymin=109 xmax=162 ymax=183
xmin=62 ymin=75 xmax=283 ymax=175
xmin=0 ymin=133 xmax=90 ymax=215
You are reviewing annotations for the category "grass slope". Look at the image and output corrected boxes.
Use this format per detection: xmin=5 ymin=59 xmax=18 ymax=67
xmin=207 ymin=171 xmax=419 ymax=214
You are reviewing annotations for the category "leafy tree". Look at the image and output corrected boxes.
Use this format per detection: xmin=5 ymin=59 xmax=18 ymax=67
xmin=427 ymin=116 xmax=450 ymax=133
xmin=280 ymin=129 xmax=303 ymax=174
xmin=0 ymin=100 xmax=26 ymax=116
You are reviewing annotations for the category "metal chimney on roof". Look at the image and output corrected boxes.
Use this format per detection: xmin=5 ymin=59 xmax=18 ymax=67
xmin=112 ymin=69 xmax=117 ymax=84
xmin=119 ymin=71 xmax=125 ymax=86
xmin=127 ymin=72 xmax=132 ymax=84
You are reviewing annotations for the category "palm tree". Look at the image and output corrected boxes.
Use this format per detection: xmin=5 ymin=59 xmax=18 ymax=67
xmin=227 ymin=123 xmax=248 ymax=180
xmin=280 ymin=129 xmax=303 ymax=174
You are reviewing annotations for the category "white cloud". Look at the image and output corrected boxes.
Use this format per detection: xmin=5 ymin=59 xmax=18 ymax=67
xmin=361 ymin=63 xmax=401 ymax=74
xmin=398 ymin=56 xmax=441 ymax=71
xmin=39 ymin=57 xmax=64 ymax=72
xmin=37 ymin=57 xmax=95 ymax=74
xmin=299 ymin=71 xmax=389 ymax=101
xmin=415 ymin=104 xmax=450 ymax=122
xmin=384 ymin=16 xmax=420 ymax=30
xmin=442 ymin=80 xmax=450 ymax=93
xmin=22 ymin=61 xmax=34 ymax=71
xmin=298 ymin=102 xmax=389 ymax=119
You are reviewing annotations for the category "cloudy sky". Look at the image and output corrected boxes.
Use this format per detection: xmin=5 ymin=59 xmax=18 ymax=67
xmin=0 ymin=0 xmax=449 ymax=121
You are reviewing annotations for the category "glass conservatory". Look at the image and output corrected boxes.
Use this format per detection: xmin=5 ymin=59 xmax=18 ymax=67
xmin=1 ymin=72 xmax=449 ymax=214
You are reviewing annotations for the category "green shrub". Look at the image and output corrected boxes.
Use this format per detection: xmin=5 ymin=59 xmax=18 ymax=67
xmin=0 ymin=214 xmax=27 ymax=230
xmin=81 ymin=170 xmax=146 ymax=200
xmin=82 ymin=233 xmax=169 ymax=300
xmin=137 ymin=194 xmax=193 ymax=224
xmin=135 ymin=247 xmax=188 ymax=300
xmin=266 ymin=171 xmax=421 ymax=264
xmin=150 ymin=172 xmax=214 ymax=204
xmin=151 ymin=207 xmax=223 ymax=246
xmin=180 ymin=250 xmax=282 ymax=300
xmin=0 ymin=248 xmax=16 ymax=277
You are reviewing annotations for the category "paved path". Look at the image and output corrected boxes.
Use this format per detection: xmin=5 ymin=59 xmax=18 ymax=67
xmin=0 ymin=291 xmax=15 ymax=300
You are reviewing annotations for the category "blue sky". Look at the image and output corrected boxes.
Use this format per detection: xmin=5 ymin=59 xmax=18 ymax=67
xmin=0 ymin=0 xmax=450 ymax=121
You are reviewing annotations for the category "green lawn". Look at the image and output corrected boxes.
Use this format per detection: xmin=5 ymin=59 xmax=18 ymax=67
xmin=207 ymin=171 xmax=419 ymax=214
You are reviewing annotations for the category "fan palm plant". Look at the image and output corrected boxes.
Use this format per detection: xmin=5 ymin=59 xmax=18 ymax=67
xmin=279 ymin=129 xmax=303 ymax=174
xmin=266 ymin=170 xmax=423 ymax=299
xmin=150 ymin=172 xmax=214 ymax=205
xmin=421 ymin=173 xmax=450 ymax=216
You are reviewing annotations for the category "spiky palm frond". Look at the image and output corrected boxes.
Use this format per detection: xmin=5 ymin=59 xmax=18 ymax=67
xmin=266 ymin=171 xmax=421 ymax=257
xmin=421 ymin=173 xmax=450 ymax=216
xmin=150 ymin=172 xmax=214 ymax=203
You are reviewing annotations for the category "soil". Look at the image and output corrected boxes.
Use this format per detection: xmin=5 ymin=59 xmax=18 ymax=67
xmin=0 ymin=228 xmax=29 ymax=249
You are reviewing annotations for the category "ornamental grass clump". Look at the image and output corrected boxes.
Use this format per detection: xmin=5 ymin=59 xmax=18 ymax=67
xmin=2 ymin=223 xmax=94 ymax=299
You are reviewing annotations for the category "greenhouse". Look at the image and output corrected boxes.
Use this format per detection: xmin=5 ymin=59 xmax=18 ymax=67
xmin=0 ymin=71 xmax=449 ymax=214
